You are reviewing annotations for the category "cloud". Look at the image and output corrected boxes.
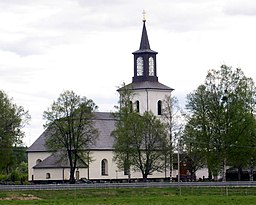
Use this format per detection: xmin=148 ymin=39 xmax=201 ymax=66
xmin=0 ymin=63 xmax=37 ymax=84
xmin=0 ymin=38 xmax=48 ymax=56
xmin=223 ymin=0 xmax=256 ymax=16
xmin=151 ymin=1 xmax=225 ymax=32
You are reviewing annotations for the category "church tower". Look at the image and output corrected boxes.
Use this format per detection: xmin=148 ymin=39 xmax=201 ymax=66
xmin=132 ymin=17 xmax=158 ymax=83
xmin=119 ymin=15 xmax=174 ymax=116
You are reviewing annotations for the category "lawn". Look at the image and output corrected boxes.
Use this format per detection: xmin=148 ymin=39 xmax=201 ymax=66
xmin=1 ymin=187 xmax=256 ymax=204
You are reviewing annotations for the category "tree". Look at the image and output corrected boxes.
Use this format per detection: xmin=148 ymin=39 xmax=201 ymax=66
xmin=132 ymin=111 xmax=168 ymax=181
xmin=43 ymin=90 xmax=99 ymax=183
xmin=112 ymin=86 xmax=168 ymax=181
xmin=0 ymin=90 xmax=30 ymax=173
xmin=183 ymin=85 xmax=217 ymax=179
xmin=7 ymin=146 xmax=28 ymax=175
xmin=162 ymin=96 xmax=183 ymax=181
xmin=184 ymin=65 xmax=256 ymax=180
xmin=112 ymin=84 xmax=134 ymax=180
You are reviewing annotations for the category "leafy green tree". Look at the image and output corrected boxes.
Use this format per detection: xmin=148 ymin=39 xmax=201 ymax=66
xmin=0 ymin=90 xmax=30 ymax=174
xmin=183 ymin=85 xmax=218 ymax=179
xmin=43 ymin=90 xmax=99 ymax=183
xmin=112 ymin=85 xmax=168 ymax=181
xmin=132 ymin=111 xmax=168 ymax=181
xmin=7 ymin=146 xmax=28 ymax=175
xmin=184 ymin=65 xmax=256 ymax=180
xmin=112 ymin=84 xmax=134 ymax=180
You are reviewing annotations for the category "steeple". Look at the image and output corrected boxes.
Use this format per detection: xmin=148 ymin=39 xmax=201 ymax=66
xmin=139 ymin=20 xmax=151 ymax=50
xmin=132 ymin=14 xmax=158 ymax=83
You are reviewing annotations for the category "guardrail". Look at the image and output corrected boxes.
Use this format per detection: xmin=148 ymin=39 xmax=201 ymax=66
xmin=1 ymin=181 xmax=256 ymax=191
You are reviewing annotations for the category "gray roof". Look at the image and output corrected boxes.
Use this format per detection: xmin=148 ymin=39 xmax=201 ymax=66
xmin=27 ymin=112 xmax=116 ymax=152
xmin=118 ymin=81 xmax=174 ymax=92
xmin=33 ymin=153 xmax=88 ymax=169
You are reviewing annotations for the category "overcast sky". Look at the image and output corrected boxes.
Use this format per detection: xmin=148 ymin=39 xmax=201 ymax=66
xmin=1 ymin=0 xmax=256 ymax=146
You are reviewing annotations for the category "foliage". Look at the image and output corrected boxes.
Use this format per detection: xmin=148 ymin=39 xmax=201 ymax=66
xmin=183 ymin=65 xmax=256 ymax=180
xmin=43 ymin=90 xmax=99 ymax=183
xmin=0 ymin=90 xmax=30 ymax=174
xmin=112 ymin=83 xmax=134 ymax=178
xmin=112 ymin=84 xmax=168 ymax=181
xmin=162 ymin=95 xmax=184 ymax=180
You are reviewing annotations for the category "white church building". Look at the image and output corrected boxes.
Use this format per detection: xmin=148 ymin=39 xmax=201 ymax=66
xmin=27 ymin=19 xmax=198 ymax=183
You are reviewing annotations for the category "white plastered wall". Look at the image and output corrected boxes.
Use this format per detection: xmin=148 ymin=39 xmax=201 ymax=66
xmin=28 ymin=149 xmax=171 ymax=181
xmin=88 ymin=150 xmax=169 ymax=180
xmin=28 ymin=152 xmax=51 ymax=181
xmin=132 ymin=89 xmax=172 ymax=116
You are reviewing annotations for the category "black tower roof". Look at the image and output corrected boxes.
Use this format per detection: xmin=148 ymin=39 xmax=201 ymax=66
xmin=133 ymin=20 xmax=157 ymax=54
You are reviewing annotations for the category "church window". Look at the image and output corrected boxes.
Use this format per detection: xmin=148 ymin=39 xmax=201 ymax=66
xmin=101 ymin=159 xmax=108 ymax=176
xmin=136 ymin=100 xmax=140 ymax=113
xmin=124 ymin=160 xmax=130 ymax=175
xmin=149 ymin=57 xmax=154 ymax=76
xmin=46 ymin=173 xmax=51 ymax=179
xmin=76 ymin=170 xmax=80 ymax=180
xmin=137 ymin=57 xmax=143 ymax=76
xmin=36 ymin=159 xmax=42 ymax=165
xmin=129 ymin=101 xmax=133 ymax=112
xmin=157 ymin=100 xmax=162 ymax=115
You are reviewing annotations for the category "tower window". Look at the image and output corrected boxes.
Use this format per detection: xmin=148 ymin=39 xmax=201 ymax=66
xmin=149 ymin=57 xmax=154 ymax=76
xmin=129 ymin=101 xmax=133 ymax=112
xmin=157 ymin=100 xmax=162 ymax=115
xmin=136 ymin=100 xmax=140 ymax=113
xmin=137 ymin=57 xmax=143 ymax=76
xmin=101 ymin=159 xmax=108 ymax=176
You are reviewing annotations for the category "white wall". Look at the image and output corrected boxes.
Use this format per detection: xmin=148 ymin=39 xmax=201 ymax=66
xmin=28 ymin=150 xmax=170 ymax=181
xmin=88 ymin=150 xmax=169 ymax=180
xmin=32 ymin=167 xmax=88 ymax=181
xmin=132 ymin=89 xmax=171 ymax=116
xmin=28 ymin=152 xmax=51 ymax=181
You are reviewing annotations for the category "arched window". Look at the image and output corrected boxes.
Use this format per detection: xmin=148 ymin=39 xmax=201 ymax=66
xmin=101 ymin=159 xmax=108 ymax=176
xmin=136 ymin=57 xmax=143 ymax=76
xmin=136 ymin=100 xmax=140 ymax=113
xmin=157 ymin=100 xmax=162 ymax=115
xmin=124 ymin=159 xmax=130 ymax=176
xmin=129 ymin=101 xmax=133 ymax=112
xmin=149 ymin=57 xmax=154 ymax=76
xmin=46 ymin=173 xmax=51 ymax=179
xmin=76 ymin=170 xmax=80 ymax=180
xmin=36 ymin=159 xmax=42 ymax=165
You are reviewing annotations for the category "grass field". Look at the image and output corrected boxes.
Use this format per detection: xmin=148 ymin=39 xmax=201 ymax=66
xmin=1 ymin=187 xmax=256 ymax=204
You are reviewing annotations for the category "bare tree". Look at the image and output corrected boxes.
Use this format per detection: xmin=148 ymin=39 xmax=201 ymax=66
xmin=162 ymin=95 xmax=183 ymax=181
xmin=43 ymin=90 xmax=98 ymax=183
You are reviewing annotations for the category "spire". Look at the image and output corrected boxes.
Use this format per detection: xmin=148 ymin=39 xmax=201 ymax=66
xmin=139 ymin=10 xmax=151 ymax=50
xmin=132 ymin=12 xmax=158 ymax=83
xmin=139 ymin=20 xmax=151 ymax=50
xmin=133 ymin=11 xmax=157 ymax=54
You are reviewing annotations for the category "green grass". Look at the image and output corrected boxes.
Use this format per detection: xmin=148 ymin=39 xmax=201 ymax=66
xmin=1 ymin=187 xmax=256 ymax=204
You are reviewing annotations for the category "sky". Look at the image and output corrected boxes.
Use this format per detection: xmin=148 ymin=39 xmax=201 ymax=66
xmin=1 ymin=0 xmax=256 ymax=146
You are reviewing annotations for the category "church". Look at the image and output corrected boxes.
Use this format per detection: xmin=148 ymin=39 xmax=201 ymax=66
xmin=27 ymin=18 xmax=176 ymax=183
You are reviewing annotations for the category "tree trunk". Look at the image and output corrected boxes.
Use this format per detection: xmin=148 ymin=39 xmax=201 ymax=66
xmin=69 ymin=167 xmax=76 ymax=184
xmin=238 ymin=167 xmax=242 ymax=181
xmin=208 ymin=168 xmax=212 ymax=180
xmin=250 ymin=167 xmax=254 ymax=181
xmin=169 ymin=149 xmax=173 ymax=182
xmin=142 ymin=173 xmax=148 ymax=182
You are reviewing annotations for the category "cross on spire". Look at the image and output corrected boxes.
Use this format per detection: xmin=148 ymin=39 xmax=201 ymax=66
xmin=142 ymin=10 xmax=146 ymax=22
